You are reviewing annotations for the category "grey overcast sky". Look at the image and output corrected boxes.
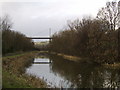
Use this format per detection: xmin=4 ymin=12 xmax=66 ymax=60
xmin=0 ymin=0 xmax=114 ymax=38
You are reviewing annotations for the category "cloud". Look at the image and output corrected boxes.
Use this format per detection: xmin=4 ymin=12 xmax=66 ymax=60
xmin=1 ymin=0 xmax=112 ymax=38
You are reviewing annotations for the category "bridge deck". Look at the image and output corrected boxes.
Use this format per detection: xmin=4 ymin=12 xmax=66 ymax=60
xmin=27 ymin=37 xmax=52 ymax=39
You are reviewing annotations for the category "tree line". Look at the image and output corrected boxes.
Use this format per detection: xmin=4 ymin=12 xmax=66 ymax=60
xmin=1 ymin=15 xmax=34 ymax=55
xmin=50 ymin=1 xmax=120 ymax=64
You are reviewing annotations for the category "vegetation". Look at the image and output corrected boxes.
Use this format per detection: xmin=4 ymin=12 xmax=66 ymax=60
xmin=34 ymin=41 xmax=49 ymax=51
xmin=2 ymin=51 xmax=47 ymax=88
xmin=1 ymin=15 xmax=35 ymax=55
xmin=1 ymin=16 xmax=47 ymax=88
xmin=97 ymin=1 xmax=120 ymax=30
xmin=1 ymin=0 xmax=120 ymax=88
xmin=50 ymin=0 xmax=120 ymax=64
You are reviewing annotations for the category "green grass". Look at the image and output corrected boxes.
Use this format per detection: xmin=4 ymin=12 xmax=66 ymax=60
xmin=3 ymin=71 xmax=32 ymax=88
xmin=3 ymin=51 xmax=39 ymax=59
xmin=3 ymin=70 xmax=47 ymax=88
xmin=2 ymin=51 xmax=47 ymax=88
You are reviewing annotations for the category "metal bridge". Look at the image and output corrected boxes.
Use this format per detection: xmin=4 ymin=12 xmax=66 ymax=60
xmin=27 ymin=37 xmax=52 ymax=39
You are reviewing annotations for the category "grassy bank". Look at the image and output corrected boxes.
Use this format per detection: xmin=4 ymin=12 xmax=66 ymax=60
xmin=50 ymin=52 xmax=90 ymax=63
xmin=2 ymin=51 xmax=47 ymax=88
xmin=50 ymin=52 xmax=81 ymax=62
xmin=50 ymin=52 xmax=120 ymax=69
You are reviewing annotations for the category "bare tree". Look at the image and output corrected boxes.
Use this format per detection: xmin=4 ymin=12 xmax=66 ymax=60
xmin=67 ymin=19 xmax=81 ymax=30
xmin=97 ymin=0 xmax=120 ymax=30
xmin=1 ymin=15 xmax=12 ymax=31
xmin=67 ymin=16 xmax=93 ymax=31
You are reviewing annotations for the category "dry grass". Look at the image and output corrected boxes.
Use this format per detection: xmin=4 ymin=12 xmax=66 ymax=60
xmin=62 ymin=55 xmax=81 ymax=62
xmin=56 ymin=53 xmax=81 ymax=62
xmin=2 ymin=51 xmax=47 ymax=88
xmin=103 ymin=63 xmax=120 ymax=69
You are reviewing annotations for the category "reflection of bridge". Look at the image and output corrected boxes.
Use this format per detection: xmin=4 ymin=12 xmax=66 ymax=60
xmin=27 ymin=37 xmax=52 ymax=39
xmin=33 ymin=61 xmax=52 ymax=64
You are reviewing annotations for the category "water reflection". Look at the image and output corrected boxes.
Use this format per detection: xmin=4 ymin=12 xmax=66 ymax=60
xmin=26 ymin=54 xmax=120 ymax=88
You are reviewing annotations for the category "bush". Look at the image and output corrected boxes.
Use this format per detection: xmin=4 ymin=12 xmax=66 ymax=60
xmin=2 ymin=30 xmax=34 ymax=54
xmin=50 ymin=18 xmax=119 ymax=64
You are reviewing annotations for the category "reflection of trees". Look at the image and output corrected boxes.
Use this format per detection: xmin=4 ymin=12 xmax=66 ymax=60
xmin=49 ymin=55 xmax=120 ymax=88
xmin=36 ymin=53 xmax=49 ymax=58
xmin=102 ymin=69 xmax=120 ymax=88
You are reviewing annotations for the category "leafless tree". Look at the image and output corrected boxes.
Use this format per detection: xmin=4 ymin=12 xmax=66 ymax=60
xmin=67 ymin=19 xmax=81 ymax=30
xmin=1 ymin=15 xmax=13 ymax=31
xmin=97 ymin=0 xmax=120 ymax=30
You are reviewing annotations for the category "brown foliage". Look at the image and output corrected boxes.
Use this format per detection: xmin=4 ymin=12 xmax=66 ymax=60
xmin=50 ymin=18 xmax=119 ymax=64
xmin=1 ymin=15 xmax=34 ymax=54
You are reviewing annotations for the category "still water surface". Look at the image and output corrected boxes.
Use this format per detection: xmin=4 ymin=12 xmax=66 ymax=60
xmin=26 ymin=54 xmax=120 ymax=88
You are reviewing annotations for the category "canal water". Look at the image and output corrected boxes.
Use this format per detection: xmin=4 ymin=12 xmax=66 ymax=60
xmin=26 ymin=54 xmax=120 ymax=88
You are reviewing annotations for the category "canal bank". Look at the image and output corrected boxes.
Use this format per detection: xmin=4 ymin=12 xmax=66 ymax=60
xmin=50 ymin=52 xmax=88 ymax=62
xmin=50 ymin=52 xmax=120 ymax=69
xmin=2 ymin=51 xmax=47 ymax=88
xmin=2 ymin=51 xmax=120 ymax=88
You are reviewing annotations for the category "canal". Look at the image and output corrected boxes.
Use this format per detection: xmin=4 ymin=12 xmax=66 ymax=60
xmin=26 ymin=53 xmax=120 ymax=88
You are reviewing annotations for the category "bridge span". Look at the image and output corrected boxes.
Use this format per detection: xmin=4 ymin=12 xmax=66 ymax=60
xmin=27 ymin=37 xmax=52 ymax=39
